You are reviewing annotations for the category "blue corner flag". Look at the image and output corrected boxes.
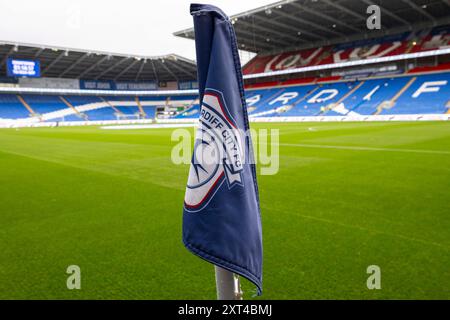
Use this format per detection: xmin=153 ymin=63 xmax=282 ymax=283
xmin=182 ymin=3 xmax=263 ymax=294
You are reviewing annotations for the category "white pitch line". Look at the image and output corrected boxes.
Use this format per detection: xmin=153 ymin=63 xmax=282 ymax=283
xmin=280 ymin=143 xmax=450 ymax=155
xmin=100 ymin=123 xmax=195 ymax=130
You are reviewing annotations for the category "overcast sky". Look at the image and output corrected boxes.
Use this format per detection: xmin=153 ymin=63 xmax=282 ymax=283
xmin=0 ymin=0 xmax=275 ymax=61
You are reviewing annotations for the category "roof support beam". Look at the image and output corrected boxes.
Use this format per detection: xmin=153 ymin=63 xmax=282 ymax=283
xmin=0 ymin=46 xmax=16 ymax=68
xmin=34 ymin=48 xmax=45 ymax=59
xmin=235 ymin=35 xmax=275 ymax=52
xmin=401 ymin=0 xmax=436 ymax=23
xmin=149 ymin=59 xmax=159 ymax=83
xmin=228 ymin=26 xmax=277 ymax=51
xmin=322 ymin=0 xmax=366 ymax=21
xmin=237 ymin=19 xmax=307 ymax=43
xmin=235 ymin=27 xmax=292 ymax=47
xmin=134 ymin=59 xmax=146 ymax=81
xmin=95 ymin=57 xmax=130 ymax=80
xmin=263 ymin=16 xmax=450 ymax=56
xmin=159 ymin=60 xmax=179 ymax=81
xmin=178 ymin=60 xmax=197 ymax=75
xmin=41 ymin=51 xmax=66 ymax=76
xmin=77 ymin=55 xmax=110 ymax=79
xmin=273 ymin=8 xmax=345 ymax=38
xmin=289 ymin=1 xmax=361 ymax=33
xmin=165 ymin=59 xmax=197 ymax=79
xmin=253 ymin=14 xmax=325 ymax=41
xmin=59 ymin=53 xmax=89 ymax=77
xmin=113 ymin=59 xmax=140 ymax=81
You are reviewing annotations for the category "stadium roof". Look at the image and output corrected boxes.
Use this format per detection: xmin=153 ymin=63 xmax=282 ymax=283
xmin=0 ymin=41 xmax=198 ymax=82
xmin=174 ymin=0 xmax=450 ymax=55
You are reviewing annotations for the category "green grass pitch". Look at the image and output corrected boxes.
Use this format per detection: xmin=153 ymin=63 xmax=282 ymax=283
xmin=0 ymin=121 xmax=449 ymax=299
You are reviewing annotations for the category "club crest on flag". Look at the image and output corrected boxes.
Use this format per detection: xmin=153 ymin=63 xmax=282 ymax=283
xmin=184 ymin=88 xmax=244 ymax=212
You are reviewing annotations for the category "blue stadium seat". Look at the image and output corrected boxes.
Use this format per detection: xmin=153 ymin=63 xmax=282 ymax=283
xmin=381 ymin=73 xmax=450 ymax=115
xmin=0 ymin=94 xmax=30 ymax=119
xmin=344 ymin=77 xmax=411 ymax=115
xmin=22 ymin=94 xmax=67 ymax=115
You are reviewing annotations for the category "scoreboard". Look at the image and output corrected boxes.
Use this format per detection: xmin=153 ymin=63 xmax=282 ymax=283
xmin=7 ymin=59 xmax=40 ymax=77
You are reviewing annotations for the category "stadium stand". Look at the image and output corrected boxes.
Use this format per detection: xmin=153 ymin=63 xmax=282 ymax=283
xmin=0 ymin=93 xmax=193 ymax=122
xmin=1 ymin=2 xmax=449 ymax=126
xmin=0 ymin=71 xmax=448 ymax=123
xmin=245 ymin=72 xmax=449 ymax=117
xmin=243 ymin=25 xmax=450 ymax=75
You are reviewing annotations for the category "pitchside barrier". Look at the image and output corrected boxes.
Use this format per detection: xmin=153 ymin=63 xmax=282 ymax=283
xmin=1 ymin=114 xmax=449 ymax=128
xmin=0 ymin=119 xmax=155 ymax=128
xmin=156 ymin=114 xmax=450 ymax=123
xmin=250 ymin=114 xmax=450 ymax=122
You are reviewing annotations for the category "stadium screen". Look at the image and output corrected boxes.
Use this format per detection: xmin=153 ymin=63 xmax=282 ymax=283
xmin=6 ymin=58 xmax=41 ymax=77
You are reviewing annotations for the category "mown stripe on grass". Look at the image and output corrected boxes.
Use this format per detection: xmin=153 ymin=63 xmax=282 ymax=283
xmin=281 ymin=143 xmax=450 ymax=155
xmin=265 ymin=206 xmax=450 ymax=251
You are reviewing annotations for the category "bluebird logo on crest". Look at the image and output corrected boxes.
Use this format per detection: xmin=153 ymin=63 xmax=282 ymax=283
xmin=184 ymin=89 xmax=245 ymax=212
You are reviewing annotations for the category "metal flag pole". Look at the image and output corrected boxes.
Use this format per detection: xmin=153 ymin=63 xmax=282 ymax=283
xmin=215 ymin=266 xmax=243 ymax=300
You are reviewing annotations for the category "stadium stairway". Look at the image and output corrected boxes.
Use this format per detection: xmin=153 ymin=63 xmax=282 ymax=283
xmin=308 ymin=82 xmax=355 ymax=116
xmin=100 ymin=97 xmax=123 ymax=115
xmin=375 ymin=77 xmax=417 ymax=115
xmin=346 ymin=78 xmax=411 ymax=115
xmin=16 ymin=95 xmax=37 ymax=117
xmin=60 ymin=96 xmax=88 ymax=120
xmin=135 ymin=97 xmax=147 ymax=118
xmin=321 ymin=81 xmax=365 ymax=116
